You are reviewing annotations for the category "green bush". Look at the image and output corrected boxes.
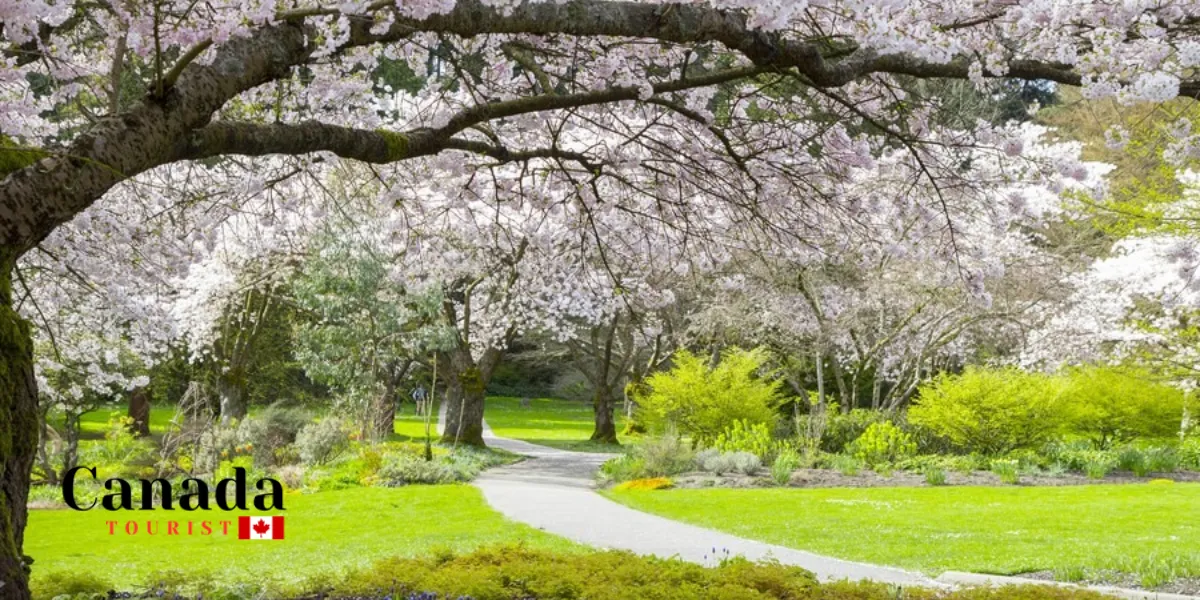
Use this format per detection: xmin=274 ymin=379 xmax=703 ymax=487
xmin=31 ymin=570 xmax=113 ymax=599
xmin=318 ymin=546 xmax=1111 ymax=600
xmin=714 ymin=419 xmax=776 ymax=461
xmin=1085 ymin=452 xmax=1116 ymax=479
xmin=1145 ymin=447 xmax=1180 ymax=473
xmin=236 ymin=404 xmax=311 ymax=467
xmin=1182 ymin=436 xmax=1200 ymax=469
xmin=1060 ymin=365 xmax=1185 ymax=447
xmin=847 ymin=422 xmax=916 ymax=467
xmin=772 ymin=448 xmax=802 ymax=486
xmin=601 ymin=434 xmax=695 ymax=482
xmin=990 ymin=459 xmax=1020 ymax=484
xmin=812 ymin=409 xmax=890 ymax=454
xmin=296 ymin=417 xmax=350 ymax=465
xmin=923 ymin=466 xmax=948 ymax=486
xmin=910 ymin=367 xmax=1067 ymax=455
xmin=828 ymin=454 xmax=862 ymax=476
xmin=1117 ymin=447 xmax=1149 ymax=477
xmin=638 ymin=347 xmax=782 ymax=444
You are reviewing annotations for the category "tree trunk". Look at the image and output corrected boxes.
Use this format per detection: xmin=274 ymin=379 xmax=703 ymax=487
xmin=590 ymin=384 xmax=619 ymax=444
xmin=368 ymin=367 xmax=399 ymax=441
xmin=217 ymin=371 xmax=246 ymax=425
xmin=1 ymin=256 xmax=37 ymax=600
xmin=127 ymin=386 xmax=152 ymax=437
xmin=440 ymin=348 xmax=489 ymax=447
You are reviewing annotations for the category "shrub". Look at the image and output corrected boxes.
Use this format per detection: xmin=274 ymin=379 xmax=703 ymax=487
xmin=729 ymin=451 xmax=762 ymax=475
xmin=1180 ymin=436 xmax=1200 ymax=469
xmin=713 ymin=419 xmax=776 ymax=461
xmin=601 ymin=434 xmax=694 ymax=482
xmin=296 ymin=417 xmax=350 ymax=465
xmin=379 ymin=455 xmax=461 ymax=485
xmin=637 ymin=347 xmax=782 ymax=444
xmin=771 ymin=448 xmax=802 ymax=486
xmin=235 ymin=404 xmax=311 ymax=467
xmin=847 ymin=422 xmax=916 ymax=467
xmin=1145 ymin=446 xmax=1180 ymax=473
xmin=829 ymin=454 xmax=862 ymax=476
xmin=637 ymin=433 xmax=696 ymax=477
xmin=923 ymin=466 xmax=948 ymax=486
xmin=910 ymin=366 xmax=1067 ymax=455
xmin=323 ymin=545 xmax=1110 ymax=600
xmin=1085 ymin=452 xmax=1116 ymax=479
xmin=614 ymin=477 xmax=673 ymax=491
xmin=1117 ymin=447 xmax=1149 ymax=477
xmin=1060 ymin=365 xmax=1185 ymax=447
xmin=991 ymin=459 xmax=1020 ymax=484
xmin=812 ymin=409 xmax=890 ymax=454
xmin=698 ymin=451 xmax=738 ymax=475
xmin=600 ymin=455 xmax=647 ymax=482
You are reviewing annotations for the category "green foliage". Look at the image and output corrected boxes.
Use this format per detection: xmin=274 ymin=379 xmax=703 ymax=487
xmin=803 ymin=408 xmax=890 ymax=454
xmin=1117 ymin=447 xmax=1149 ymax=477
xmin=80 ymin=416 xmax=154 ymax=470
xmin=296 ymin=417 xmax=350 ymax=465
xmin=990 ymin=459 xmax=1020 ymax=484
xmin=600 ymin=433 xmax=695 ymax=482
xmin=1059 ymin=365 xmax=1185 ymax=447
xmin=235 ymin=404 xmax=311 ymax=467
xmin=638 ymin=347 xmax=782 ymax=444
xmin=714 ymin=419 xmax=776 ymax=461
xmin=695 ymin=450 xmax=762 ymax=476
xmin=377 ymin=448 xmax=510 ymax=486
xmin=771 ymin=448 xmax=802 ymax=486
xmin=1181 ymin=436 xmax=1200 ymax=469
xmin=29 ymin=570 xmax=112 ymax=599
xmin=910 ymin=367 xmax=1067 ymax=455
xmin=923 ymin=466 xmax=948 ymax=486
xmin=847 ymin=422 xmax=916 ymax=468
xmin=331 ymin=545 xmax=820 ymax=600
xmin=828 ymin=454 xmax=862 ymax=476
xmin=1084 ymin=453 xmax=1116 ymax=480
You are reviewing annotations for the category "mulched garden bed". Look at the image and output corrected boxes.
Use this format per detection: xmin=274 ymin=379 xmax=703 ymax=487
xmin=670 ymin=468 xmax=1200 ymax=489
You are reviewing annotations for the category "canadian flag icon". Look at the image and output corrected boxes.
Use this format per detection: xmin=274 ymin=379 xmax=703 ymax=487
xmin=238 ymin=516 xmax=284 ymax=540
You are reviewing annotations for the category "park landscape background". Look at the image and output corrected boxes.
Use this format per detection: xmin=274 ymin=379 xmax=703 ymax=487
xmin=5 ymin=1 xmax=1200 ymax=599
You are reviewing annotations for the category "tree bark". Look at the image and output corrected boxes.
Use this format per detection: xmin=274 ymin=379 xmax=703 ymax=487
xmin=1 ymin=255 xmax=36 ymax=600
xmin=127 ymin=386 xmax=152 ymax=437
xmin=216 ymin=371 xmax=246 ymax=425
xmin=368 ymin=365 xmax=400 ymax=441
xmin=439 ymin=347 xmax=497 ymax=447
xmin=590 ymin=384 xmax=619 ymax=444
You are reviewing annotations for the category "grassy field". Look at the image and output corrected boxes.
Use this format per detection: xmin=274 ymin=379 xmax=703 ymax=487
xmin=485 ymin=396 xmax=628 ymax=452
xmin=606 ymin=483 xmax=1200 ymax=579
xmin=27 ymin=484 xmax=576 ymax=593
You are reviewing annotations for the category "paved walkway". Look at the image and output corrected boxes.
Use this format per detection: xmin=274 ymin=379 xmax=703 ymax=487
xmin=437 ymin=404 xmax=937 ymax=586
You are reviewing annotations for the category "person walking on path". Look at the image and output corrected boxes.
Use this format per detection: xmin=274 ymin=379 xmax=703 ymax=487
xmin=411 ymin=384 xmax=429 ymax=416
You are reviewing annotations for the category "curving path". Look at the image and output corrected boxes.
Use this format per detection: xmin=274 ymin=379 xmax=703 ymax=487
xmin=438 ymin=403 xmax=938 ymax=586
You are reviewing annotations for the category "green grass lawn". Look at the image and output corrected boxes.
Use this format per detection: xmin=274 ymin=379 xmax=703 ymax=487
xmin=606 ymin=484 xmax=1200 ymax=577
xmin=485 ymin=396 xmax=627 ymax=452
xmin=79 ymin=405 xmax=179 ymax=438
xmin=28 ymin=484 xmax=576 ymax=592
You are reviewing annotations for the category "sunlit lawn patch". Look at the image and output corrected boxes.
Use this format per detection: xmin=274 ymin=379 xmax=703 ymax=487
xmin=606 ymin=483 xmax=1200 ymax=578
xmin=27 ymin=484 xmax=576 ymax=592
xmin=485 ymin=396 xmax=628 ymax=452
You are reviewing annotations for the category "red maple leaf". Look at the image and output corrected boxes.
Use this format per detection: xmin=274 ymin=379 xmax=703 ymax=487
xmin=252 ymin=519 xmax=271 ymax=536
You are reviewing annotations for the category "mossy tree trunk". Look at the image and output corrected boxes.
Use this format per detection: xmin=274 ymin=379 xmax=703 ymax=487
xmin=1 ymin=253 xmax=37 ymax=600
xmin=440 ymin=346 xmax=502 ymax=448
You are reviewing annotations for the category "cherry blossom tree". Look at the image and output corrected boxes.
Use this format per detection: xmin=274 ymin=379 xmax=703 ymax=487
xmin=4 ymin=0 xmax=1200 ymax=595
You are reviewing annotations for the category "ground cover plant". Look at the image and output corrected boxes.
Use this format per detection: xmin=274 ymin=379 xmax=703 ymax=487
xmin=604 ymin=484 xmax=1200 ymax=588
xmin=36 ymin=544 xmax=1119 ymax=600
